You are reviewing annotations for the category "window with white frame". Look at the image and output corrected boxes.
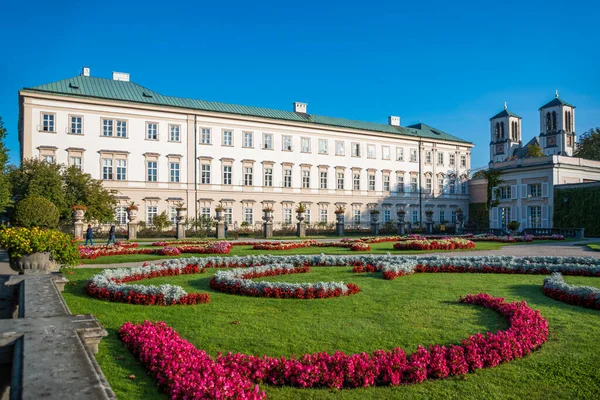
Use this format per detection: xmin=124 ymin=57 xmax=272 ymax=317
xmin=116 ymin=206 xmax=128 ymax=225
xmin=282 ymin=135 xmax=292 ymax=151
xmin=225 ymin=208 xmax=233 ymax=224
xmin=147 ymin=123 xmax=158 ymax=140
xmin=410 ymin=149 xmax=417 ymax=162
xmin=222 ymin=165 xmax=232 ymax=185
xmin=42 ymin=155 xmax=55 ymax=164
xmin=169 ymin=125 xmax=180 ymax=142
xmin=243 ymin=132 xmax=253 ymax=148
xmin=396 ymin=147 xmax=404 ymax=161
xmin=449 ymin=154 xmax=456 ymax=166
xmin=437 ymin=152 xmax=444 ymax=165
xmin=102 ymin=119 xmax=113 ymax=136
xmin=383 ymin=175 xmax=390 ymax=192
xmin=283 ymin=169 xmax=292 ymax=188
xmin=425 ymin=151 xmax=432 ymax=164
xmin=500 ymin=207 xmax=511 ymax=229
xmin=201 ymin=164 xmax=211 ymax=184
xmin=102 ymin=158 xmax=113 ymax=180
xmin=147 ymin=161 xmax=158 ymax=181
xmin=244 ymin=208 xmax=253 ymax=224
xmin=449 ymin=176 xmax=456 ymax=194
xmin=368 ymin=174 xmax=376 ymax=191
xmin=170 ymin=207 xmax=177 ymax=225
xmin=320 ymin=209 xmax=328 ymax=223
xmin=451 ymin=211 xmax=457 ymax=224
xmin=335 ymin=141 xmax=345 ymax=156
xmin=302 ymin=170 xmax=310 ymax=188
xmin=336 ymin=172 xmax=344 ymax=190
xmin=353 ymin=173 xmax=360 ymax=190
xmin=319 ymin=139 xmax=328 ymax=154
xmin=412 ymin=209 xmax=418 ymax=223
xmin=352 ymin=143 xmax=360 ymax=157
xmin=410 ymin=176 xmax=418 ymax=192
xmin=397 ymin=176 xmax=404 ymax=192
xmin=382 ymin=146 xmax=390 ymax=160
xmin=147 ymin=206 xmax=158 ymax=225
xmin=41 ymin=113 xmax=55 ymax=132
xmin=383 ymin=209 xmax=391 ymax=222
xmin=170 ymin=162 xmax=180 ymax=183
xmin=461 ymin=181 xmax=468 ymax=195
xmin=201 ymin=128 xmax=211 ymax=144
xmin=284 ymin=208 xmax=292 ymax=224
xmin=244 ymin=167 xmax=253 ymax=186
xmin=263 ymin=133 xmax=273 ymax=149
xmin=116 ymin=159 xmax=127 ymax=180
xmin=222 ymin=130 xmax=233 ymax=146
xmin=528 ymin=206 xmax=541 ymax=228
xmin=115 ymin=120 xmax=126 ymax=137
xmin=305 ymin=209 xmax=311 ymax=223
xmin=425 ymin=177 xmax=432 ymax=194
xmin=439 ymin=210 xmax=445 ymax=223
xmin=264 ymin=168 xmax=273 ymax=187
xmin=528 ymin=183 xmax=541 ymax=198
xmin=69 ymin=116 xmax=82 ymax=134
xmin=200 ymin=207 xmax=211 ymax=219
xmin=367 ymin=144 xmax=376 ymax=159
xmin=460 ymin=155 xmax=467 ymax=168
xmin=70 ymin=156 xmax=82 ymax=170
xmin=301 ymin=138 xmax=311 ymax=153
xmin=320 ymin=171 xmax=328 ymax=189
xmin=499 ymin=186 xmax=511 ymax=199
xmin=438 ymin=177 xmax=444 ymax=194
xmin=353 ymin=209 xmax=361 ymax=224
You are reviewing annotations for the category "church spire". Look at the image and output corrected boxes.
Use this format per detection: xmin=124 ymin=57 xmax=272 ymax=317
xmin=555 ymin=90 xmax=559 ymax=98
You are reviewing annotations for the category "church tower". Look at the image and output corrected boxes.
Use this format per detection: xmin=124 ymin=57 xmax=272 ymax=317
xmin=489 ymin=103 xmax=522 ymax=163
xmin=539 ymin=91 xmax=576 ymax=156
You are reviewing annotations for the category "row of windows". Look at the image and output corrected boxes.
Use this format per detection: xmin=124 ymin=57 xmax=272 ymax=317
xmin=495 ymin=183 xmax=547 ymax=200
xmin=496 ymin=206 xmax=544 ymax=229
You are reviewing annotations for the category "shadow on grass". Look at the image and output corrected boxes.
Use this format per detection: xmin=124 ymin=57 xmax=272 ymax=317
xmin=507 ymin=283 xmax=599 ymax=315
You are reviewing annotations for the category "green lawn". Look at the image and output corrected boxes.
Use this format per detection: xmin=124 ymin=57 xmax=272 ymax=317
xmin=80 ymin=241 xmax=512 ymax=265
xmin=587 ymin=242 xmax=600 ymax=251
xmin=63 ymin=268 xmax=600 ymax=399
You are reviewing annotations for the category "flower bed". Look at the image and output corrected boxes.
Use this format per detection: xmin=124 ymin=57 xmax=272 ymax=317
xmin=151 ymin=240 xmax=209 ymax=246
xmin=542 ymin=272 xmax=600 ymax=310
xmin=0 ymin=227 xmax=80 ymax=266
xmin=252 ymin=240 xmax=317 ymax=250
xmin=79 ymin=241 xmax=232 ymax=259
xmin=393 ymin=238 xmax=475 ymax=251
xmin=350 ymin=242 xmax=370 ymax=251
xmin=209 ymin=264 xmax=360 ymax=299
xmin=119 ymin=293 xmax=548 ymax=397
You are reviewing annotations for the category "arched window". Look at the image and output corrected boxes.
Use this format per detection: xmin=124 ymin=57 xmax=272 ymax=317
xmin=500 ymin=122 xmax=505 ymax=138
xmin=546 ymin=112 xmax=552 ymax=131
xmin=495 ymin=122 xmax=499 ymax=139
xmin=565 ymin=111 xmax=572 ymax=132
xmin=552 ymin=111 xmax=557 ymax=130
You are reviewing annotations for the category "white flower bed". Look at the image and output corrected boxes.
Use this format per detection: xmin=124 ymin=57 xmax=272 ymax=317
xmin=543 ymin=272 xmax=600 ymax=309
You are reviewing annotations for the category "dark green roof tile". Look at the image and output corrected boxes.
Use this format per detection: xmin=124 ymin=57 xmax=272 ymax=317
xmin=539 ymin=97 xmax=575 ymax=110
xmin=490 ymin=109 xmax=522 ymax=120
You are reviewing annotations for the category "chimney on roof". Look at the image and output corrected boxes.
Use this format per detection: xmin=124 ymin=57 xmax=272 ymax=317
xmin=388 ymin=116 xmax=401 ymax=127
xmin=81 ymin=67 xmax=90 ymax=77
xmin=112 ymin=72 xmax=130 ymax=82
xmin=293 ymin=102 xmax=307 ymax=113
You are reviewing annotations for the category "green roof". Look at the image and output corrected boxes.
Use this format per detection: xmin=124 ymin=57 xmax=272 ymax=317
xmin=490 ymin=109 xmax=521 ymax=120
xmin=23 ymin=74 xmax=471 ymax=144
xmin=539 ymin=97 xmax=575 ymax=110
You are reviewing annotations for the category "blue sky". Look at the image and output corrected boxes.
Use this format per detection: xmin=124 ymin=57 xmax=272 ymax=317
xmin=1 ymin=0 xmax=599 ymax=169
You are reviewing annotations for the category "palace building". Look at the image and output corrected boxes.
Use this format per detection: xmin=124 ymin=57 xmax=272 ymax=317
xmin=18 ymin=68 xmax=472 ymax=229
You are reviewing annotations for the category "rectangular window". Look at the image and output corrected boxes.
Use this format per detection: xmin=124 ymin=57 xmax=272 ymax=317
xmin=353 ymin=209 xmax=361 ymax=224
xmin=116 ymin=206 xmax=128 ymax=225
xmin=146 ymin=206 xmax=158 ymax=225
xmin=499 ymin=186 xmax=511 ymax=200
xmin=397 ymin=176 xmax=404 ymax=192
xmin=102 ymin=119 xmax=113 ymax=136
xmin=147 ymin=161 xmax=158 ymax=182
xmin=449 ymin=177 xmax=456 ymax=194
xmin=528 ymin=183 xmax=542 ymax=198
xmin=305 ymin=209 xmax=311 ymax=223
xmin=500 ymin=207 xmax=511 ymax=229
xmin=396 ymin=147 xmax=404 ymax=161
xmin=42 ymin=113 xmax=55 ymax=132
xmin=528 ymin=206 xmax=542 ymax=228
xmin=69 ymin=116 xmax=82 ymax=134
xmin=320 ymin=209 xmax=328 ymax=223
xmin=460 ymin=155 xmax=467 ymax=168
xmin=425 ymin=177 xmax=432 ymax=194
xmin=438 ymin=177 xmax=444 ymax=194
xmin=70 ymin=156 xmax=82 ymax=170
xmin=353 ymin=173 xmax=360 ymax=190
xmin=449 ymin=154 xmax=456 ymax=166
xmin=284 ymin=208 xmax=292 ymax=224
xmin=352 ymin=143 xmax=360 ymax=157
xmin=461 ymin=182 xmax=468 ymax=195
xmin=169 ymin=125 xmax=180 ymax=142
xmin=243 ymin=132 xmax=253 ymax=148
xmin=410 ymin=176 xmax=418 ymax=192
xmin=438 ymin=152 xmax=444 ymax=165
xmin=282 ymin=135 xmax=292 ymax=151
xmin=102 ymin=158 xmax=113 ymax=180
xmin=367 ymin=144 xmax=376 ymax=159
xmin=382 ymin=146 xmax=390 ymax=160
xmin=425 ymin=151 xmax=432 ymax=164
xmin=201 ymin=164 xmax=211 ymax=184
xmin=283 ymin=169 xmax=292 ymax=188
xmin=200 ymin=207 xmax=211 ymax=219
xmin=302 ymin=170 xmax=310 ymax=188
xmin=384 ymin=209 xmax=391 ymax=223
xmin=225 ymin=208 xmax=233 ymax=225
xmin=222 ymin=130 xmax=233 ymax=146
xmin=222 ymin=165 xmax=232 ymax=185
xmin=263 ymin=133 xmax=273 ymax=149
xmin=412 ymin=210 xmax=418 ymax=224
xmin=42 ymin=155 xmax=55 ymax=164
xmin=383 ymin=175 xmax=390 ymax=192
xmin=170 ymin=162 xmax=180 ymax=183
xmin=201 ymin=128 xmax=211 ymax=144
xmin=301 ymin=137 xmax=311 ymax=153
xmin=410 ymin=149 xmax=417 ymax=163
xmin=319 ymin=139 xmax=328 ymax=154
xmin=244 ymin=167 xmax=253 ymax=186
xmin=335 ymin=141 xmax=345 ymax=156
xmin=116 ymin=159 xmax=127 ymax=180
xmin=320 ymin=171 xmax=328 ymax=189
xmin=244 ymin=208 xmax=254 ymax=224
xmin=439 ymin=210 xmax=445 ymax=224
xmin=116 ymin=120 xmax=127 ymax=137
xmin=170 ymin=207 xmax=177 ymax=225
xmin=147 ymin=123 xmax=158 ymax=140
xmin=368 ymin=174 xmax=376 ymax=191
xmin=264 ymin=168 xmax=273 ymax=187
xmin=336 ymin=172 xmax=344 ymax=190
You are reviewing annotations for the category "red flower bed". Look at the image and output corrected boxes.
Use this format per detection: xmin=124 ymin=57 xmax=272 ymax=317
xmin=393 ymin=238 xmax=475 ymax=251
xmin=253 ymin=241 xmax=316 ymax=250
xmin=119 ymin=293 xmax=547 ymax=397
xmin=113 ymin=263 xmax=204 ymax=283
xmin=79 ymin=241 xmax=232 ymax=259
xmin=84 ymin=282 xmax=209 ymax=306
xmin=542 ymin=287 xmax=600 ymax=310
xmin=350 ymin=242 xmax=370 ymax=251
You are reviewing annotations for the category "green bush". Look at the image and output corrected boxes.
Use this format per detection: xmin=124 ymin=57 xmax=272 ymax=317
xmin=14 ymin=195 xmax=60 ymax=228
xmin=554 ymin=186 xmax=600 ymax=236
xmin=0 ymin=227 xmax=79 ymax=266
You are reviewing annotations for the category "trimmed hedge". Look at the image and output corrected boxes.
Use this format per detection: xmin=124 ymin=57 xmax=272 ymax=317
xmin=554 ymin=186 xmax=600 ymax=236
xmin=14 ymin=195 xmax=60 ymax=228
xmin=468 ymin=203 xmax=489 ymax=229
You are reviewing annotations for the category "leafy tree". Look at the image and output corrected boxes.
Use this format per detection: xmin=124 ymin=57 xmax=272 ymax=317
xmin=152 ymin=211 xmax=171 ymax=232
xmin=8 ymin=159 xmax=66 ymax=216
xmin=472 ymin=169 xmax=503 ymax=209
xmin=62 ymin=166 xmax=117 ymax=223
xmin=574 ymin=127 xmax=600 ymax=161
xmin=0 ymin=117 xmax=11 ymax=213
xmin=526 ymin=143 xmax=544 ymax=157
xmin=14 ymin=195 xmax=60 ymax=228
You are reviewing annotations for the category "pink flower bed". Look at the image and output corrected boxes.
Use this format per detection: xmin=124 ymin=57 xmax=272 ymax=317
xmin=119 ymin=293 xmax=548 ymax=398
xmin=393 ymin=238 xmax=475 ymax=251
xmin=79 ymin=241 xmax=232 ymax=259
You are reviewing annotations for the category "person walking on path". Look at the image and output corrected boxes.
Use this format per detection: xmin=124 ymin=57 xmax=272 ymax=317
xmin=85 ymin=224 xmax=94 ymax=246
xmin=224 ymin=223 xmax=229 ymax=239
xmin=107 ymin=225 xmax=116 ymax=245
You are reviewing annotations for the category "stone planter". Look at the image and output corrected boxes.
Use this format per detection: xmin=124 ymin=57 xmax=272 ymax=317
xmin=127 ymin=208 xmax=138 ymax=222
xmin=215 ymin=210 xmax=224 ymax=222
xmin=9 ymin=252 xmax=58 ymax=274
xmin=262 ymin=212 xmax=274 ymax=222
xmin=176 ymin=208 xmax=187 ymax=222
xmin=370 ymin=213 xmax=380 ymax=223
xmin=296 ymin=212 xmax=305 ymax=222
xmin=72 ymin=209 xmax=85 ymax=222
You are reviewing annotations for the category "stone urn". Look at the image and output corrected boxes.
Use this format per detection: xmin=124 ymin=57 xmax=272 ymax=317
xmin=9 ymin=252 xmax=59 ymax=274
xmin=72 ymin=209 xmax=85 ymax=222
xmin=262 ymin=212 xmax=274 ymax=222
xmin=335 ymin=213 xmax=344 ymax=223
xmin=127 ymin=208 xmax=138 ymax=222
xmin=296 ymin=212 xmax=305 ymax=222
xmin=425 ymin=211 xmax=434 ymax=223
xmin=396 ymin=210 xmax=406 ymax=222
xmin=215 ymin=210 xmax=224 ymax=222
xmin=370 ymin=211 xmax=380 ymax=223
xmin=176 ymin=208 xmax=187 ymax=222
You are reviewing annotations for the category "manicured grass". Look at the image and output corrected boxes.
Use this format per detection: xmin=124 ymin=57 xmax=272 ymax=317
xmin=63 ymin=268 xmax=600 ymax=399
xmin=79 ymin=241 xmax=511 ymax=265
xmin=587 ymin=242 xmax=600 ymax=251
